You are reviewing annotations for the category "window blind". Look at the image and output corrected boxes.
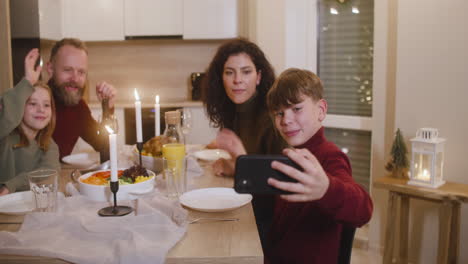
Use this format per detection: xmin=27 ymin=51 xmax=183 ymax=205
xmin=318 ymin=0 xmax=374 ymax=117
xmin=324 ymin=127 xmax=371 ymax=191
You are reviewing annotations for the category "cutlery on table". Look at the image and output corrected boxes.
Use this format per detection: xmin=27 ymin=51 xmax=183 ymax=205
xmin=189 ymin=217 xmax=239 ymax=224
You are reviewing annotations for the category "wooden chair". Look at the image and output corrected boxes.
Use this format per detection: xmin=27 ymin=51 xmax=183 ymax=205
xmin=338 ymin=225 xmax=356 ymax=264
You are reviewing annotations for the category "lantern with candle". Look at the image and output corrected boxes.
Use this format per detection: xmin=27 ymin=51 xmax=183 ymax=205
xmin=408 ymin=128 xmax=446 ymax=188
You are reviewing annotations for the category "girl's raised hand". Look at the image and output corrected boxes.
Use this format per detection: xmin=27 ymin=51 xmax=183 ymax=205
xmin=24 ymin=48 xmax=42 ymax=85
xmin=268 ymin=148 xmax=330 ymax=202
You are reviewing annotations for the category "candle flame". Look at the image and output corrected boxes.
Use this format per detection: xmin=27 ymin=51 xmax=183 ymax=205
xmin=105 ymin=125 xmax=114 ymax=134
xmin=156 ymin=95 xmax=160 ymax=104
xmin=134 ymin=89 xmax=140 ymax=101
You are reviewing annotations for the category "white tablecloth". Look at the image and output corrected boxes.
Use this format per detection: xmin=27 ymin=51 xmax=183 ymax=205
xmin=0 ymin=194 xmax=188 ymax=264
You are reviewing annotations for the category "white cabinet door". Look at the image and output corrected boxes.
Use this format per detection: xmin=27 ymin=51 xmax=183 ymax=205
xmin=183 ymin=0 xmax=238 ymax=39
xmin=62 ymin=0 xmax=125 ymax=41
xmin=124 ymin=0 xmax=182 ymax=37
xmin=38 ymin=0 xmax=63 ymax=40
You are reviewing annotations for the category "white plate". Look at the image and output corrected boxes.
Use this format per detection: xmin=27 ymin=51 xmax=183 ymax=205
xmin=193 ymin=149 xmax=231 ymax=161
xmin=62 ymin=152 xmax=99 ymax=169
xmin=179 ymin=188 xmax=252 ymax=212
xmin=0 ymin=191 xmax=34 ymax=214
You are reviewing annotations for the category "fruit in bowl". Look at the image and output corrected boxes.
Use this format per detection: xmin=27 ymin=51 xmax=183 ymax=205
xmin=78 ymin=165 xmax=155 ymax=202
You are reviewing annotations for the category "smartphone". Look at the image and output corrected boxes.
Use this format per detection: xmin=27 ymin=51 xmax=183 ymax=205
xmin=234 ymin=155 xmax=301 ymax=195
xmin=34 ymin=56 xmax=43 ymax=69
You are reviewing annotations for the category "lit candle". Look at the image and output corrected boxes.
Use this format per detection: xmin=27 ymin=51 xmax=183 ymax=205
xmin=418 ymin=169 xmax=430 ymax=181
xmin=155 ymin=95 xmax=160 ymax=136
xmin=134 ymin=89 xmax=143 ymax=142
xmin=105 ymin=125 xmax=118 ymax=182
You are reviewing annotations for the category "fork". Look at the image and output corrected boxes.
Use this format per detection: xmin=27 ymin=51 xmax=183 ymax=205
xmin=189 ymin=217 xmax=239 ymax=224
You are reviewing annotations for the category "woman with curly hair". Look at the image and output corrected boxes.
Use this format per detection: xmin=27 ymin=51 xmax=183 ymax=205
xmin=201 ymin=38 xmax=286 ymax=250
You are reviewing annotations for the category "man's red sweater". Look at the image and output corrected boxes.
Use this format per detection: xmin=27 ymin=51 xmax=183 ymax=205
xmin=265 ymin=127 xmax=373 ymax=264
xmin=52 ymin=99 xmax=108 ymax=161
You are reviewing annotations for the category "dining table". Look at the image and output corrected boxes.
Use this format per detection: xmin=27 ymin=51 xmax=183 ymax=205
xmin=0 ymin=160 xmax=264 ymax=264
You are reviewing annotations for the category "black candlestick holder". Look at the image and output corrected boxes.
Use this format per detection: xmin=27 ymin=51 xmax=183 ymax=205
xmin=136 ymin=142 xmax=143 ymax=166
xmin=98 ymin=181 xmax=133 ymax=217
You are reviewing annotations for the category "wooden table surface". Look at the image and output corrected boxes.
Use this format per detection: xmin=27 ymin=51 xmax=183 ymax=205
xmin=373 ymin=176 xmax=468 ymax=202
xmin=0 ymin=162 xmax=263 ymax=264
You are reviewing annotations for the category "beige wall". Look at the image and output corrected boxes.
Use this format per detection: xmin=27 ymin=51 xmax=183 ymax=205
xmin=0 ymin=0 xmax=13 ymax=92
xmin=254 ymin=0 xmax=286 ymax=73
xmin=371 ymin=0 xmax=468 ymax=263
xmin=40 ymin=39 xmax=223 ymax=104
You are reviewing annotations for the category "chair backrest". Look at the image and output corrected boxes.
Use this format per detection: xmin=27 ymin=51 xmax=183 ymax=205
xmin=337 ymin=225 xmax=356 ymax=264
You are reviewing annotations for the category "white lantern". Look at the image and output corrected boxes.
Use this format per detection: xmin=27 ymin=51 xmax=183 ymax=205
xmin=408 ymin=128 xmax=446 ymax=188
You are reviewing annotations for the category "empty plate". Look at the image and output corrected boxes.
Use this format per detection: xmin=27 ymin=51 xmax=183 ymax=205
xmin=62 ymin=152 xmax=99 ymax=169
xmin=0 ymin=191 xmax=34 ymax=214
xmin=179 ymin=188 xmax=252 ymax=212
xmin=193 ymin=149 xmax=231 ymax=161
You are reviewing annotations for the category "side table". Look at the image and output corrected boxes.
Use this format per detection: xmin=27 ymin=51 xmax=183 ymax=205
xmin=374 ymin=176 xmax=468 ymax=264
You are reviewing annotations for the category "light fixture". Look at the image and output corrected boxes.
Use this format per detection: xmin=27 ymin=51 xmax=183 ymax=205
xmin=408 ymin=128 xmax=446 ymax=188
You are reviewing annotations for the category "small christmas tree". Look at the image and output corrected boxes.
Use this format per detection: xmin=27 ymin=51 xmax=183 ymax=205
xmin=385 ymin=128 xmax=410 ymax=179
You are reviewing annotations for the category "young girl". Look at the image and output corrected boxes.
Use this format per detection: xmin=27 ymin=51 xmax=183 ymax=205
xmin=0 ymin=49 xmax=60 ymax=196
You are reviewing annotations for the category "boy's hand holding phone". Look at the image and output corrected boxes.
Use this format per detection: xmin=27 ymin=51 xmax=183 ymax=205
xmin=269 ymin=148 xmax=330 ymax=202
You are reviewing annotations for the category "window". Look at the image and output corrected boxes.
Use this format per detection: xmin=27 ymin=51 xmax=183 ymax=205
xmin=317 ymin=0 xmax=374 ymax=190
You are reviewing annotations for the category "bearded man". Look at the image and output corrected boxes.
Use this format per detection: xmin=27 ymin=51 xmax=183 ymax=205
xmin=46 ymin=38 xmax=116 ymax=162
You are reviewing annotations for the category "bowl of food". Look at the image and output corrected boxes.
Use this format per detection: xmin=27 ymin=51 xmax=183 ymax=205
xmin=133 ymin=135 xmax=169 ymax=173
xmin=78 ymin=165 xmax=155 ymax=202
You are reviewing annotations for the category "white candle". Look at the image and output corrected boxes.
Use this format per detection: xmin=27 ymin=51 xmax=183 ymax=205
xmin=106 ymin=126 xmax=118 ymax=182
xmin=155 ymin=95 xmax=160 ymax=136
xmin=417 ymin=169 xmax=430 ymax=181
xmin=134 ymin=89 xmax=143 ymax=142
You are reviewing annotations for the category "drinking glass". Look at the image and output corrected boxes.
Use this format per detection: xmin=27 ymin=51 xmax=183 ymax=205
xmin=163 ymin=157 xmax=187 ymax=199
xmin=28 ymin=169 xmax=58 ymax=212
xmin=162 ymin=143 xmax=187 ymax=199
xmin=179 ymin=108 xmax=192 ymax=141
xmin=98 ymin=114 xmax=119 ymax=134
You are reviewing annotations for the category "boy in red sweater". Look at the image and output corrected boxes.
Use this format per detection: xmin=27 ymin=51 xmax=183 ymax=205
xmin=217 ymin=68 xmax=373 ymax=263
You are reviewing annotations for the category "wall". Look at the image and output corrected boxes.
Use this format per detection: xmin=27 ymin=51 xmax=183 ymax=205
xmin=0 ymin=0 xmax=13 ymax=92
xmin=254 ymin=0 xmax=286 ymax=73
xmin=394 ymin=0 xmax=468 ymax=262
xmin=39 ymin=39 xmax=223 ymax=104
xmin=371 ymin=0 xmax=468 ymax=263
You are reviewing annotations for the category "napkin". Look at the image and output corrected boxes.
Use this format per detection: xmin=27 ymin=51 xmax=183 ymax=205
xmin=0 ymin=195 xmax=188 ymax=264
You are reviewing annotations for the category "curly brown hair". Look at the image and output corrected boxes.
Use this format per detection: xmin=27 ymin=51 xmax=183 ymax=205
xmin=202 ymin=38 xmax=275 ymax=129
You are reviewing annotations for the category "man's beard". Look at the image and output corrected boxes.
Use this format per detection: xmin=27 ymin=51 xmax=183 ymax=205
xmin=48 ymin=78 xmax=85 ymax=106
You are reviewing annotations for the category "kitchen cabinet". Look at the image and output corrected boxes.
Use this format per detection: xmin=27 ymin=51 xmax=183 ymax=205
xmin=62 ymin=0 xmax=124 ymax=41
xmin=38 ymin=0 xmax=124 ymax=41
xmin=182 ymin=0 xmax=238 ymax=39
xmin=124 ymin=0 xmax=238 ymax=39
xmin=38 ymin=0 xmax=237 ymax=41
xmin=124 ymin=0 xmax=182 ymax=37
xmin=38 ymin=0 xmax=62 ymax=40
